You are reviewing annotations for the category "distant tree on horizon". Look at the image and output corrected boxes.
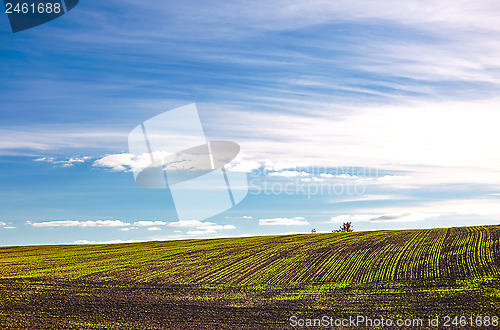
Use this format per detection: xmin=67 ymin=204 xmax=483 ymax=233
xmin=334 ymin=222 xmax=353 ymax=232
xmin=311 ymin=228 xmax=317 ymax=234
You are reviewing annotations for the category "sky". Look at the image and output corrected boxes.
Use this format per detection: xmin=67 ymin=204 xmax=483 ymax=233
xmin=1 ymin=0 xmax=500 ymax=246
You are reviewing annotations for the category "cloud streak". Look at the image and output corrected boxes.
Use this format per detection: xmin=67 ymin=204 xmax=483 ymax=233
xmin=133 ymin=221 xmax=168 ymax=227
xmin=167 ymin=220 xmax=236 ymax=235
xmin=0 ymin=127 xmax=127 ymax=156
xmin=329 ymin=198 xmax=500 ymax=226
xmin=259 ymin=217 xmax=310 ymax=226
xmin=30 ymin=220 xmax=131 ymax=228
xmin=34 ymin=156 xmax=93 ymax=167
xmin=330 ymin=213 xmax=430 ymax=224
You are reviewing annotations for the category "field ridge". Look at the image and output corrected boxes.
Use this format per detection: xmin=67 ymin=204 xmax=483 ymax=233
xmin=1 ymin=225 xmax=499 ymax=285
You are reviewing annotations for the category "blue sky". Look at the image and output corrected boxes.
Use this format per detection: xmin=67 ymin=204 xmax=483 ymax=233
xmin=1 ymin=0 xmax=500 ymax=246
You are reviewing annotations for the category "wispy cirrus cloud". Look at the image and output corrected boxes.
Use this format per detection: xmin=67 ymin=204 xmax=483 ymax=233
xmin=29 ymin=220 xmax=131 ymax=228
xmin=133 ymin=221 xmax=168 ymax=227
xmin=216 ymin=99 xmax=500 ymax=188
xmin=4 ymin=0 xmax=500 ymax=246
xmin=259 ymin=217 xmax=310 ymax=226
xmin=0 ymin=127 xmax=127 ymax=156
xmin=330 ymin=194 xmax=413 ymax=204
xmin=166 ymin=220 xmax=210 ymax=228
xmin=0 ymin=221 xmax=16 ymax=229
xmin=330 ymin=213 xmax=430 ymax=224
xmin=108 ymin=0 xmax=500 ymax=36
xmin=167 ymin=220 xmax=236 ymax=235
xmin=329 ymin=198 xmax=500 ymax=226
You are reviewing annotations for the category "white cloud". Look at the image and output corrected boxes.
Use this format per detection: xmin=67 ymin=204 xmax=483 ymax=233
xmin=377 ymin=175 xmax=404 ymax=182
xmin=74 ymin=240 xmax=94 ymax=244
xmin=204 ymin=1 xmax=500 ymax=33
xmin=329 ymin=198 xmax=500 ymax=225
xmin=330 ymin=213 xmax=429 ymax=224
xmin=226 ymin=160 xmax=261 ymax=172
xmin=301 ymin=177 xmax=324 ymax=182
xmin=186 ymin=227 xmax=234 ymax=235
xmin=330 ymin=214 xmax=381 ymax=223
xmin=336 ymin=174 xmax=358 ymax=179
xmin=30 ymin=220 xmax=131 ymax=228
xmin=93 ymin=152 xmax=168 ymax=172
xmin=268 ymin=170 xmax=310 ymax=178
xmin=220 ymin=99 xmax=500 ymax=189
xmin=133 ymin=221 xmax=168 ymax=227
xmin=264 ymin=160 xmax=306 ymax=171
xmin=118 ymin=227 xmax=136 ymax=231
xmin=0 ymin=127 xmax=125 ymax=156
xmin=202 ymin=224 xmax=236 ymax=230
xmin=100 ymin=0 xmax=500 ymax=38
xmin=85 ymin=97 xmax=500 ymax=193
xmin=167 ymin=220 xmax=207 ymax=228
xmin=167 ymin=220 xmax=236 ymax=235
xmin=147 ymin=227 xmax=162 ymax=231
xmin=328 ymin=173 xmax=358 ymax=179
xmin=93 ymin=153 xmax=135 ymax=172
xmin=34 ymin=156 xmax=92 ymax=167
xmin=259 ymin=217 xmax=310 ymax=226
xmin=422 ymin=199 xmax=500 ymax=217
xmin=149 ymin=232 xmax=256 ymax=241
xmin=4 ymin=2 xmax=500 ymax=237
xmin=242 ymin=216 xmax=253 ymax=219
xmin=0 ymin=221 xmax=15 ymax=229
xmin=93 ymin=154 xmax=304 ymax=175
xmin=94 ymin=150 xmax=214 ymax=173
xmin=330 ymin=194 xmax=412 ymax=203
